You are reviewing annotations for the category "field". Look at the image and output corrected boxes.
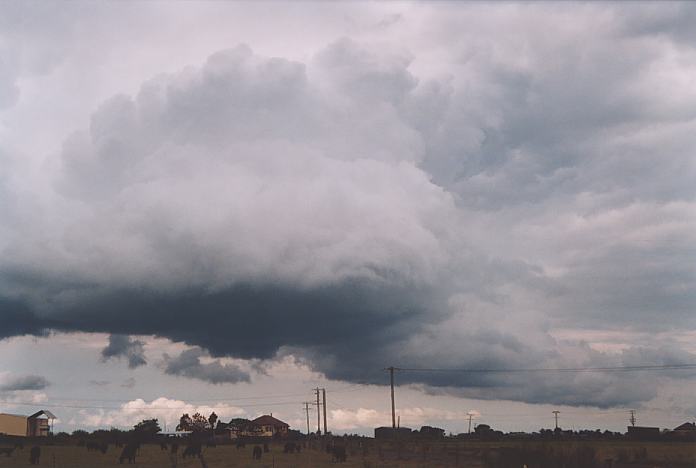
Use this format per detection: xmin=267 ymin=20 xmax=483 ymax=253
xmin=1 ymin=439 xmax=695 ymax=468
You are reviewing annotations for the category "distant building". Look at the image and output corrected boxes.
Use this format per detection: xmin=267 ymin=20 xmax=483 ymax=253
xmin=673 ymin=422 xmax=696 ymax=433
xmin=374 ymin=427 xmax=413 ymax=439
xmin=160 ymin=431 xmax=193 ymax=438
xmin=0 ymin=410 xmax=56 ymax=437
xmin=671 ymin=422 xmax=696 ymax=440
xmin=626 ymin=426 xmax=660 ymax=440
xmin=228 ymin=415 xmax=289 ymax=438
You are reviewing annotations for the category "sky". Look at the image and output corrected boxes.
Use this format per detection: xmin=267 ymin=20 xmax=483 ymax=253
xmin=0 ymin=1 xmax=695 ymax=436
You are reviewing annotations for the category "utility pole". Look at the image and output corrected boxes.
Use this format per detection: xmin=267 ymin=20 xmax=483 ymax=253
xmin=314 ymin=388 xmax=322 ymax=435
xmin=322 ymin=388 xmax=328 ymax=435
xmin=303 ymin=402 xmax=312 ymax=435
xmin=629 ymin=410 xmax=636 ymax=427
xmin=552 ymin=410 xmax=560 ymax=430
xmin=386 ymin=367 xmax=397 ymax=428
xmin=467 ymin=412 xmax=475 ymax=434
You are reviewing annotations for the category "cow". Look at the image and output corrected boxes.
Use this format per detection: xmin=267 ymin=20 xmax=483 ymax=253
xmin=263 ymin=443 xmax=269 ymax=453
xmin=29 ymin=446 xmax=41 ymax=465
xmin=236 ymin=441 xmax=246 ymax=449
xmin=160 ymin=442 xmax=168 ymax=451
xmin=119 ymin=444 xmax=137 ymax=464
xmin=332 ymin=445 xmax=347 ymax=463
xmin=0 ymin=447 xmax=13 ymax=457
xmin=252 ymin=445 xmax=262 ymax=460
xmin=14 ymin=442 xmax=24 ymax=450
xmin=182 ymin=443 xmax=202 ymax=459
xmin=206 ymin=440 xmax=217 ymax=448
xmin=284 ymin=442 xmax=297 ymax=453
xmin=170 ymin=442 xmax=179 ymax=456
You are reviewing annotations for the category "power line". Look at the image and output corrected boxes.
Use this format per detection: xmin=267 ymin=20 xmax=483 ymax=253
xmin=389 ymin=363 xmax=696 ymax=374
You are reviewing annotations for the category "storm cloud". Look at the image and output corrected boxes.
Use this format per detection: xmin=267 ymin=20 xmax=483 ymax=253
xmin=0 ymin=2 xmax=695 ymax=409
xmin=101 ymin=334 xmax=147 ymax=369
xmin=0 ymin=374 xmax=50 ymax=392
xmin=162 ymin=348 xmax=251 ymax=384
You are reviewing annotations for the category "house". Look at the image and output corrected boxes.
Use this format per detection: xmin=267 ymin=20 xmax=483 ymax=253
xmin=673 ymin=422 xmax=696 ymax=433
xmin=0 ymin=410 xmax=56 ymax=437
xmin=228 ymin=415 xmax=289 ymax=438
xmin=671 ymin=422 xmax=696 ymax=440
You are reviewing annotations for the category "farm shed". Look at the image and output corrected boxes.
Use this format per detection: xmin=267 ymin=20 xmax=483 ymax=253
xmin=0 ymin=410 xmax=55 ymax=437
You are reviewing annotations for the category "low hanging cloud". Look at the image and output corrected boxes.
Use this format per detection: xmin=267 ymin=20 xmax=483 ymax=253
xmin=0 ymin=374 xmax=50 ymax=392
xmin=101 ymin=334 xmax=147 ymax=369
xmin=162 ymin=348 xmax=251 ymax=384
xmin=0 ymin=3 xmax=695 ymax=409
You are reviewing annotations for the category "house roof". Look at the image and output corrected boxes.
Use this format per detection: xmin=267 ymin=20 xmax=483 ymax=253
xmin=28 ymin=410 xmax=56 ymax=419
xmin=674 ymin=422 xmax=696 ymax=431
xmin=251 ymin=415 xmax=289 ymax=427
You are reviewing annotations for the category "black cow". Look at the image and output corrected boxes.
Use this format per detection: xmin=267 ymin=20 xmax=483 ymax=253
xmin=182 ymin=443 xmax=202 ymax=459
xmin=284 ymin=442 xmax=297 ymax=453
xmin=332 ymin=445 xmax=347 ymax=463
xmin=236 ymin=441 xmax=246 ymax=449
xmin=29 ymin=446 xmax=41 ymax=465
xmin=263 ymin=443 xmax=269 ymax=453
xmin=170 ymin=442 xmax=179 ymax=456
xmin=119 ymin=444 xmax=137 ymax=464
xmin=0 ymin=448 xmax=13 ymax=457
xmin=160 ymin=442 xmax=168 ymax=451
xmin=252 ymin=445 xmax=262 ymax=460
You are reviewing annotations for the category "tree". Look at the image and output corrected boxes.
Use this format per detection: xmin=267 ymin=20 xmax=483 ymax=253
xmin=208 ymin=412 xmax=218 ymax=429
xmin=133 ymin=418 xmax=161 ymax=436
xmin=191 ymin=412 xmax=210 ymax=432
xmin=177 ymin=413 xmax=193 ymax=432
xmin=208 ymin=412 xmax=218 ymax=436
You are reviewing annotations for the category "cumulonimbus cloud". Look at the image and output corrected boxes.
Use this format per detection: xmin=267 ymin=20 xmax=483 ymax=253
xmin=1 ymin=10 xmax=695 ymax=410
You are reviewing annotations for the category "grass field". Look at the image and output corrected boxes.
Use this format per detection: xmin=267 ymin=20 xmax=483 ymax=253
xmin=1 ymin=439 xmax=695 ymax=468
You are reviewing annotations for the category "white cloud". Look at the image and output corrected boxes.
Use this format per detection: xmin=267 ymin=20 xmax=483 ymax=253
xmin=74 ymin=397 xmax=245 ymax=430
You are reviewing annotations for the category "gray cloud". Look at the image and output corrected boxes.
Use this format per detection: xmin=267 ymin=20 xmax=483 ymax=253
xmin=0 ymin=374 xmax=50 ymax=392
xmin=101 ymin=334 xmax=147 ymax=369
xmin=162 ymin=348 xmax=250 ymax=384
xmin=0 ymin=4 xmax=695 ymax=410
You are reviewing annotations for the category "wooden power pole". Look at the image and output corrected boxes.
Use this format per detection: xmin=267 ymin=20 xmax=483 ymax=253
xmin=386 ymin=367 xmax=396 ymax=428
xmin=314 ymin=388 xmax=322 ymax=435
xmin=303 ymin=402 xmax=312 ymax=435
xmin=322 ymin=388 xmax=328 ymax=435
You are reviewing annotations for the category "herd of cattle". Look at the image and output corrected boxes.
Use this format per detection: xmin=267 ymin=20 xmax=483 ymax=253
xmin=0 ymin=437 xmax=350 ymax=465
xmin=0 ymin=443 xmax=41 ymax=465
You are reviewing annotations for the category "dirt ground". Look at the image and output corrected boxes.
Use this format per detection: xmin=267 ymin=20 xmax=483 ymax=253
xmin=0 ymin=439 xmax=695 ymax=468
